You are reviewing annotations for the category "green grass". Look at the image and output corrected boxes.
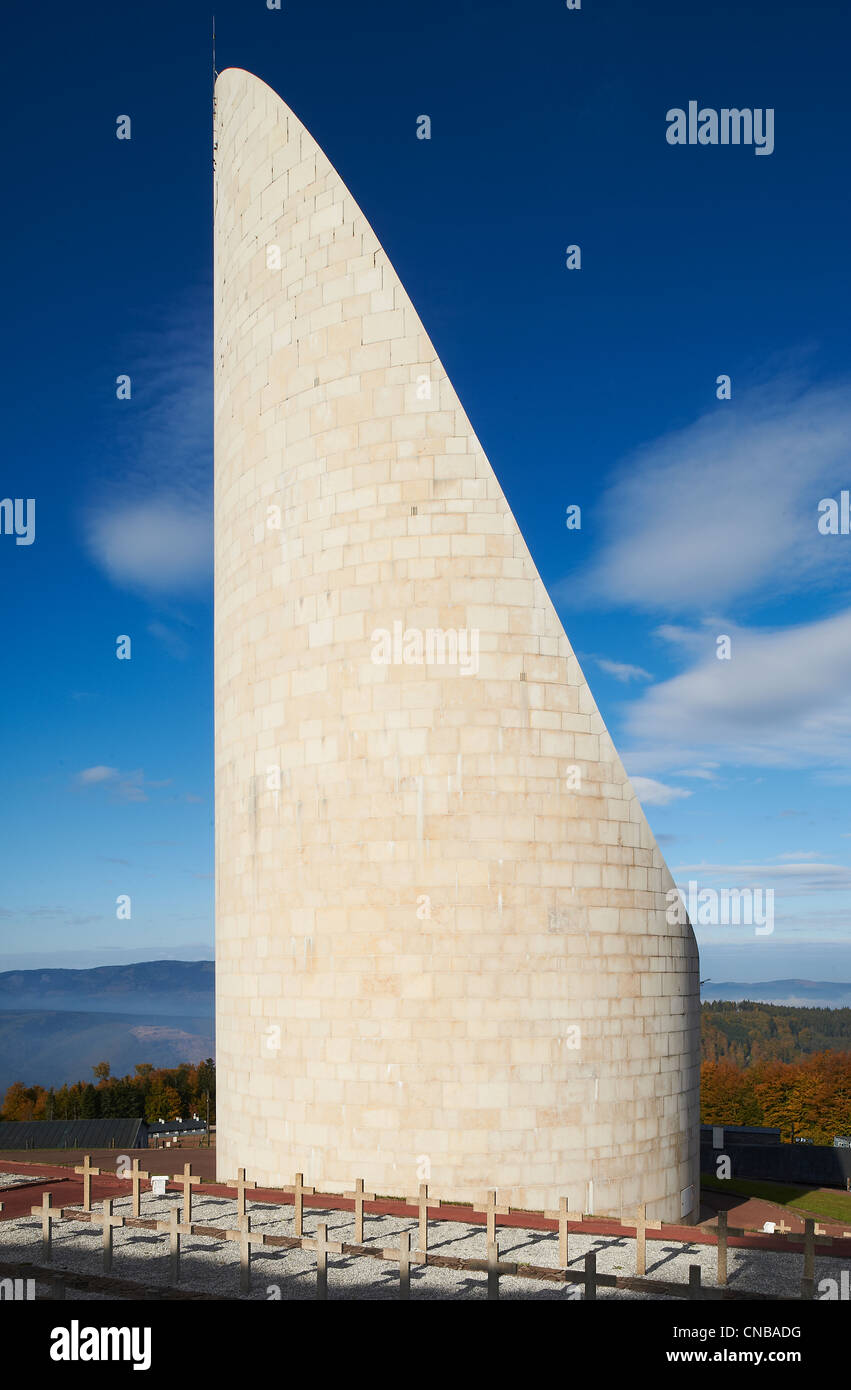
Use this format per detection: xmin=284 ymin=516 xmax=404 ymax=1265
xmin=701 ymin=1173 xmax=851 ymax=1223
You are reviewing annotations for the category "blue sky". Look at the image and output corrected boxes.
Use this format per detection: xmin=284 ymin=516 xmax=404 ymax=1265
xmin=1 ymin=0 xmax=850 ymax=980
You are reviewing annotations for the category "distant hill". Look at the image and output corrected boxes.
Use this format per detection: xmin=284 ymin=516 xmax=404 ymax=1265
xmin=701 ymin=980 xmax=851 ymax=1009
xmin=4 ymin=961 xmax=850 ymax=1089
xmin=0 ymin=1009 xmax=214 ymax=1094
xmin=0 ymin=959 xmax=214 ymax=1017
xmin=0 ymin=962 xmax=215 ymax=1094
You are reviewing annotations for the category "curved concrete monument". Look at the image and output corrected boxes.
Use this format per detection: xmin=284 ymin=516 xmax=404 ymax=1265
xmin=214 ymin=68 xmax=700 ymax=1219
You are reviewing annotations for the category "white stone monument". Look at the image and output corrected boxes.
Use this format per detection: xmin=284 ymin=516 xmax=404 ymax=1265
xmin=213 ymin=67 xmax=700 ymax=1219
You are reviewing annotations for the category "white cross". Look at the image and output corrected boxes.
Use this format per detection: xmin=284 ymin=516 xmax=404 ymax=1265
xmin=74 ymin=1156 xmax=101 ymax=1213
xmin=91 ymin=1198 xmax=124 ymax=1274
xmin=407 ymin=1182 xmax=430 ymax=1253
xmin=292 ymin=1173 xmax=314 ymax=1238
xmin=716 ymin=1208 xmax=728 ymax=1285
xmin=343 ymin=1178 xmax=376 ymax=1245
xmin=127 ymin=1159 xmax=150 ymax=1218
xmin=229 ymin=1167 xmax=257 ymax=1219
xmin=156 ymin=1206 xmax=193 ymax=1284
xmin=301 ymin=1220 xmax=342 ymax=1300
xmin=31 ymin=1191 xmax=57 ymax=1261
xmin=381 ymin=1230 xmax=423 ymax=1299
xmin=544 ymin=1196 xmax=581 ymax=1268
xmin=237 ymin=1214 xmax=266 ymax=1293
xmin=482 ymin=1190 xmax=510 ymax=1244
xmin=177 ymin=1163 xmax=201 ymax=1223
xmin=632 ymin=1203 xmax=662 ymax=1277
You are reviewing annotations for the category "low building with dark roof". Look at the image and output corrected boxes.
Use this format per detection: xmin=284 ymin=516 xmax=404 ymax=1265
xmin=0 ymin=1117 xmax=147 ymax=1150
xmin=146 ymin=1119 xmax=207 ymax=1145
xmin=701 ymin=1124 xmax=782 ymax=1147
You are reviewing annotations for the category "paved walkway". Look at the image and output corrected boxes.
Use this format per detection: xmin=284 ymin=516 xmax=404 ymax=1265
xmin=700 ymin=1187 xmax=851 ymax=1238
xmin=0 ymin=1146 xmax=216 ymax=1179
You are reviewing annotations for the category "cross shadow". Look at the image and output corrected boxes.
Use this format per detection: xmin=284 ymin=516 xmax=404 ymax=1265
xmin=498 ymin=1229 xmax=552 ymax=1256
xmin=647 ymin=1242 xmax=701 ymax=1275
xmin=427 ymin=1224 xmax=481 ymax=1252
xmin=359 ymin=1220 xmax=419 ymax=1248
xmin=455 ymin=1275 xmax=487 ymax=1295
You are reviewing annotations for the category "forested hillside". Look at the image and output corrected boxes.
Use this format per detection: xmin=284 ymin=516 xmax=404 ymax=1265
xmin=699 ymin=1003 xmax=851 ymax=1142
xmin=0 ymin=1060 xmax=216 ymax=1125
xmin=702 ymin=1000 xmax=851 ymax=1066
xmin=701 ymin=1052 xmax=851 ymax=1144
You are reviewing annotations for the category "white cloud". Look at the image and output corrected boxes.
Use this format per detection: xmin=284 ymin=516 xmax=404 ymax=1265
xmin=74 ymin=766 xmax=172 ymax=804
xmin=147 ymin=619 xmax=192 ymax=660
xmin=674 ymin=860 xmax=851 ymax=893
xmin=86 ymin=501 xmax=211 ymax=595
xmin=596 ymin=657 xmax=652 ymax=682
xmin=77 ymin=765 xmax=118 ymax=785
xmin=774 ymin=850 xmax=825 ymax=860
xmin=82 ymin=305 xmax=212 ymax=597
xmin=630 ymin=776 xmax=692 ymax=807
xmin=558 ymin=376 xmax=851 ymax=612
xmin=623 ymin=609 xmax=851 ymax=770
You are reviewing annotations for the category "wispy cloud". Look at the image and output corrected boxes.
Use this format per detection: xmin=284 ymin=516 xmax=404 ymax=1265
xmin=75 ymin=766 xmax=172 ymax=804
xmin=82 ymin=303 xmax=212 ymax=597
xmin=674 ymin=859 xmax=851 ymax=894
xmin=595 ymin=657 xmax=652 ymax=683
xmin=78 ymin=765 xmax=117 ymax=785
xmin=558 ymin=375 xmax=851 ymax=613
xmin=87 ymin=501 xmax=211 ymax=596
xmin=631 ymin=775 xmax=692 ymax=807
xmin=623 ymin=609 xmax=851 ymax=771
xmin=148 ymin=619 xmax=192 ymax=660
xmin=0 ymin=906 xmax=104 ymax=926
xmin=775 ymin=850 xmax=826 ymax=860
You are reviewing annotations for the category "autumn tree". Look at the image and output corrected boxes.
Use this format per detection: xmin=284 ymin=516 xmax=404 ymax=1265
xmin=145 ymin=1081 xmax=181 ymax=1124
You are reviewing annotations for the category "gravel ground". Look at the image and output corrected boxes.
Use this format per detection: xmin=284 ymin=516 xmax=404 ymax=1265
xmin=2 ymin=1192 xmax=850 ymax=1301
xmin=0 ymin=1172 xmax=37 ymax=1188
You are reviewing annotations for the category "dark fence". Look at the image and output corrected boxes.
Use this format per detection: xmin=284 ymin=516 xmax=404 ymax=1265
xmin=702 ymin=1138 xmax=851 ymax=1187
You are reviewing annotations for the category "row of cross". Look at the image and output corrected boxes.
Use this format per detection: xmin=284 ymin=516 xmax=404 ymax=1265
xmin=30 ymin=1187 xmax=413 ymax=1298
xmin=20 ymin=1157 xmax=843 ymax=1301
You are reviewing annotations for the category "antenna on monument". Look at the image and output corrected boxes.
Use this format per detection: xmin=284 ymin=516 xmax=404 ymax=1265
xmin=212 ymin=14 xmax=218 ymax=182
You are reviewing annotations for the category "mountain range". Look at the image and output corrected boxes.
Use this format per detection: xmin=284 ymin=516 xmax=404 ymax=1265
xmin=0 ymin=959 xmax=214 ymax=1016
xmin=2 ymin=961 xmax=850 ymax=1095
xmin=700 ymin=979 xmax=851 ymax=1008
xmin=0 ymin=961 xmax=214 ymax=1095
